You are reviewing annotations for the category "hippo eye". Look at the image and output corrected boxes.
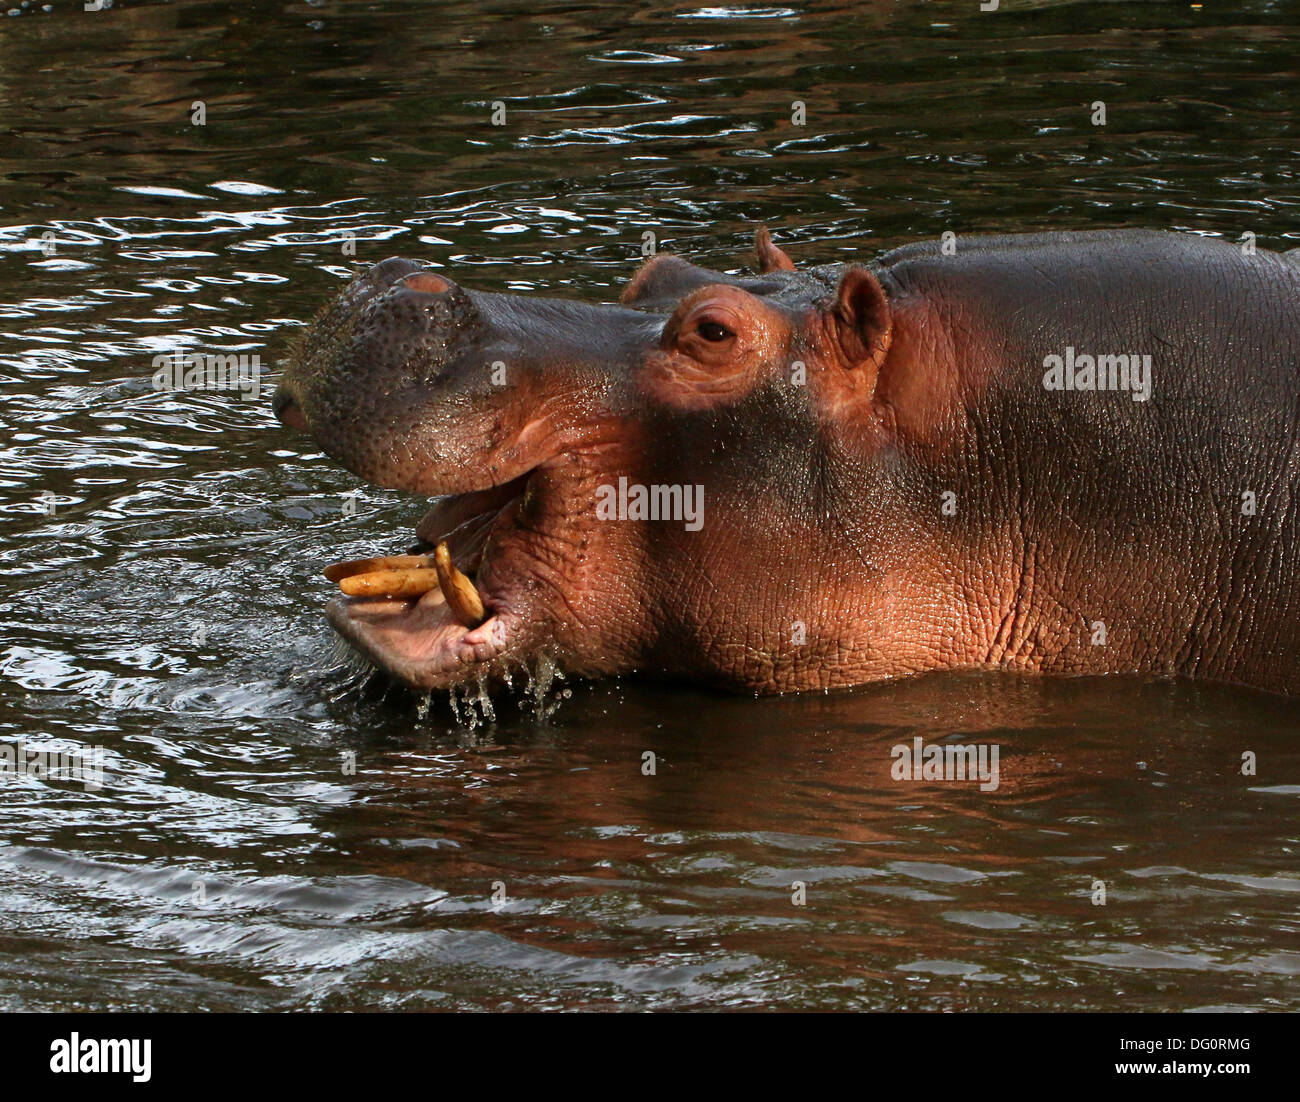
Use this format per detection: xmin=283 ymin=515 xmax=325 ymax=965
xmin=696 ymin=319 xmax=733 ymax=342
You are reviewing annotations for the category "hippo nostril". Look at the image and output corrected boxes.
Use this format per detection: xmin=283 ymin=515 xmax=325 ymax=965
xmin=340 ymin=257 xmax=436 ymax=313
xmin=363 ymin=257 xmax=428 ymax=292
xmin=401 ymin=272 xmax=453 ymax=295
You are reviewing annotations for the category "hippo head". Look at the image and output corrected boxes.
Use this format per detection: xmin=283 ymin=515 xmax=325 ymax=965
xmin=275 ymin=228 xmax=907 ymax=695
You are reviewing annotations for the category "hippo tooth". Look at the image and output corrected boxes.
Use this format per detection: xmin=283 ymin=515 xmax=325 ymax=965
xmin=434 ymin=541 xmax=487 ymax=628
xmin=338 ymin=568 xmax=442 ymax=599
xmin=324 ymin=553 xmax=437 ymax=582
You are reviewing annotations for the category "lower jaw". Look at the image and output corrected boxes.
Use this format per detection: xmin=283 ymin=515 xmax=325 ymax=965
xmin=325 ymin=589 xmax=525 ymax=690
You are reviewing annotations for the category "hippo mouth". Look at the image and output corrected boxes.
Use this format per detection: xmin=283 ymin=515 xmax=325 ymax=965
xmin=280 ymin=243 xmax=765 ymax=696
xmin=324 ymin=464 xmax=565 ymax=692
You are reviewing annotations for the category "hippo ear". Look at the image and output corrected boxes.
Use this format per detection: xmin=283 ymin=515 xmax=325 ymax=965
xmin=755 ymin=226 xmax=796 ymax=273
xmin=830 ymin=266 xmax=892 ymax=373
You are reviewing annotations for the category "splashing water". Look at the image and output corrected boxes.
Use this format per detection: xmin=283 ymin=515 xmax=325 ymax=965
xmin=523 ymin=654 xmax=572 ymax=720
xmin=432 ymin=654 xmax=572 ymax=730
xmin=474 ymin=672 xmax=496 ymax=723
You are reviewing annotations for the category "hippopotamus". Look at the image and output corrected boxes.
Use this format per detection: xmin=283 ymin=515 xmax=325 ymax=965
xmin=274 ymin=226 xmax=1300 ymax=697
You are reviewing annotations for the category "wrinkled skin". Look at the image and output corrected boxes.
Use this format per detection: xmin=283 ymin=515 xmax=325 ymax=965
xmin=275 ymin=226 xmax=1300 ymax=696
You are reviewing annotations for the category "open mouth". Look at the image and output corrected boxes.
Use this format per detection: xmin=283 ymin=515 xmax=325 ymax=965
xmin=324 ymin=469 xmax=542 ymax=690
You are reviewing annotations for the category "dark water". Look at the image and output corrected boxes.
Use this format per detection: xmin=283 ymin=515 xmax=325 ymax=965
xmin=1 ymin=0 xmax=1298 ymax=1011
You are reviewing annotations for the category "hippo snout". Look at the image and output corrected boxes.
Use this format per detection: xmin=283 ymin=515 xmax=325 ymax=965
xmin=270 ymin=386 xmax=307 ymax=430
xmin=275 ymin=258 xmax=485 ymax=443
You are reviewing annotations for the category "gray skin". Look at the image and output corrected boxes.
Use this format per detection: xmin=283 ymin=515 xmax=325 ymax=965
xmin=274 ymin=227 xmax=1300 ymax=697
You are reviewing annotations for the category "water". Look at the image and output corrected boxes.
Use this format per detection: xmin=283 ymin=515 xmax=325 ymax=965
xmin=1 ymin=0 xmax=1298 ymax=1011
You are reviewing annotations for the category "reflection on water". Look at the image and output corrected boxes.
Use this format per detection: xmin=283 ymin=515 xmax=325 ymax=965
xmin=1 ymin=0 xmax=1298 ymax=1011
